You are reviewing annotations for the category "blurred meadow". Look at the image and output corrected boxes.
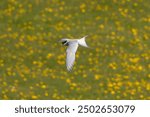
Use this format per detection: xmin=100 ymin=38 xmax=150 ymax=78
xmin=0 ymin=0 xmax=150 ymax=99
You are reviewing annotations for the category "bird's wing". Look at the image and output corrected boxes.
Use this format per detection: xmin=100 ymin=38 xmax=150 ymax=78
xmin=66 ymin=41 xmax=78 ymax=71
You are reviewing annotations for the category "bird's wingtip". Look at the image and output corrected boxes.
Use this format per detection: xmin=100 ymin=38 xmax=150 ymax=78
xmin=67 ymin=67 xmax=73 ymax=72
xmin=83 ymin=35 xmax=88 ymax=38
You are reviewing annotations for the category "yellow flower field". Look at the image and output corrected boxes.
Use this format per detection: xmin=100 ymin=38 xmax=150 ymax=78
xmin=0 ymin=0 xmax=150 ymax=99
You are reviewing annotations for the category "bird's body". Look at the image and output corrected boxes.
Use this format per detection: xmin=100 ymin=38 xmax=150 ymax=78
xmin=59 ymin=36 xmax=89 ymax=71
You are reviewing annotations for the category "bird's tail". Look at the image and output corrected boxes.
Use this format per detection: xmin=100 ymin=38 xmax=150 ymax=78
xmin=78 ymin=35 xmax=88 ymax=47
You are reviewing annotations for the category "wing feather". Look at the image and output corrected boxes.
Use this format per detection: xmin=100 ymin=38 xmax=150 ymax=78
xmin=66 ymin=41 xmax=78 ymax=71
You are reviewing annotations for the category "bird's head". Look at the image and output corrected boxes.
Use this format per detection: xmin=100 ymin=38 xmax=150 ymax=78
xmin=59 ymin=38 xmax=69 ymax=46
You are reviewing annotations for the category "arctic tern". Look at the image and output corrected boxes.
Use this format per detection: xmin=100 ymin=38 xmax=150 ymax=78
xmin=59 ymin=36 xmax=89 ymax=71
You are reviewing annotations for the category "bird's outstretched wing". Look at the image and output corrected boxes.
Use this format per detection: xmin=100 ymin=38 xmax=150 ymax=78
xmin=66 ymin=41 xmax=78 ymax=71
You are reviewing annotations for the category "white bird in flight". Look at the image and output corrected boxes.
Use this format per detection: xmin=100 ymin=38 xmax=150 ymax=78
xmin=59 ymin=35 xmax=89 ymax=71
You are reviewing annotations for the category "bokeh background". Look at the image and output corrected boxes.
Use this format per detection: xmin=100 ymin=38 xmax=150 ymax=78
xmin=0 ymin=0 xmax=150 ymax=99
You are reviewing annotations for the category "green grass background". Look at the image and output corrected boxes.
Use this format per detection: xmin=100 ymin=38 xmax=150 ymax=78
xmin=0 ymin=0 xmax=150 ymax=99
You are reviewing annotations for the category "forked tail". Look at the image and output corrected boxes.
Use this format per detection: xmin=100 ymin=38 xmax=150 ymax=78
xmin=78 ymin=35 xmax=88 ymax=47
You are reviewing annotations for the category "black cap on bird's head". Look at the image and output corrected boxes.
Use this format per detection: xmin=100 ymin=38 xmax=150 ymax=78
xmin=59 ymin=38 xmax=69 ymax=46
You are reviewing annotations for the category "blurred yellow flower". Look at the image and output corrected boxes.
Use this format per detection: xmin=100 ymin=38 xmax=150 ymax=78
xmin=80 ymin=3 xmax=86 ymax=13
xmin=109 ymin=62 xmax=117 ymax=70
xmin=94 ymin=74 xmax=101 ymax=80
xmin=46 ymin=53 xmax=53 ymax=59
xmin=31 ymin=95 xmax=38 ymax=99
xmin=41 ymin=85 xmax=47 ymax=89
xmin=131 ymin=28 xmax=138 ymax=36
xmin=129 ymin=57 xmax=140 ymax=63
